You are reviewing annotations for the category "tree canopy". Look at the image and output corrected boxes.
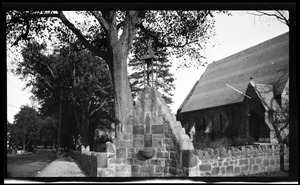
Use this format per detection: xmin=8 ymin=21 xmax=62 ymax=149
xmin=11 ymin=105 xmax=40 ymax=150
xmin=15 ymin=40 xmax=114 ymax=148
xmin=6 ymin=9 xmax=229 ymax=140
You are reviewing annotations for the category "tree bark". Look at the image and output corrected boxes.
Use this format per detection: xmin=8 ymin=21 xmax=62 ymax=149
xmin=112 ymin=44 xmax=133 ymax=136
xmin=56 ymin=97 xmax=62 ymax=158
xmin=81 ymin=111 xmax=90 ymax=147
xmin=60 ymin=10 xmax=140 ymax=137
xmin=23 ymin=136 xmax=25 ymax=151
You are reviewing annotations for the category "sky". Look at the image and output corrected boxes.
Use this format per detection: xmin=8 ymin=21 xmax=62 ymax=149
xmin=6 ymin=11 xmax=289 ymax=124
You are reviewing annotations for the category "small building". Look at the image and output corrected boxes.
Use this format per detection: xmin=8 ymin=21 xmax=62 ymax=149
xmin=177 ymin=32 xmax=289 ymax=143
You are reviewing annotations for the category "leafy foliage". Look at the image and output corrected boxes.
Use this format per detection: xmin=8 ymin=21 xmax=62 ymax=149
xmin=6 ymin=9 xmax=230 ymax=146
xmin=15 ymin=41 xmax=114 ymax=148
xmin=39 ymin=116 xmax=57 ymax=146
xmin=10 ymin=105 xmax=41 ymax=150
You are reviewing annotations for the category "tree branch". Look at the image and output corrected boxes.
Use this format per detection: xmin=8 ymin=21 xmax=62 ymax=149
xmin=139 ymin=21 xmax=192 ymax=49
xmin=90 ymin=11 xmax=110 ymax=31
xmin=12 ymin=18 xmax=30 ymax=46
xmin=57 ymin=11 xmax=110 ymax=63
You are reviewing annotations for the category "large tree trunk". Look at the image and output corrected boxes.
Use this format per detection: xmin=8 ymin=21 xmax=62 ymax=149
xmin=111 ymin=44 xmax=133 ymax=136
xmin=81 ymin=112 xmax=90 ymax=148
xmin=56 ymin=97 xmax=62 ymax=158
xmin=23 ymin=136 xmax=25 ymax=151
xmin=106 ymin=11 xmax=140 ymax=135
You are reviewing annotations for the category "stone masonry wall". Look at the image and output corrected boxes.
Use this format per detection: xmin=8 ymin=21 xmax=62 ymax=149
xmin=72 ymin=86 xmax=289 ymax=177
xmin=70 ymin=146 xmax=107 ymax=177
xmin=129 ymin=85 xmax=193 ymax=177
xmin=97 ymin=85 xmax=193 ymax=177
xmin=182 ymin=144 xmax=289 ymax=176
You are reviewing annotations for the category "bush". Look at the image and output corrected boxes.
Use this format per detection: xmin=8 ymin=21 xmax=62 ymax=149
xmin=193 ymin=133 xmax=254 ymax=150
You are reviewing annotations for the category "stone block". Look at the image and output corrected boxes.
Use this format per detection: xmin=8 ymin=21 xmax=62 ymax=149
xmin=144 ymin=134 xmax=152 ymax=147
xmin=152 ymin=135 xmax=164 ymax=139
xmin=140 ymin=165 xmax=154 ymax=173
xmin=204 ymin=172 xmax=211 ymax=176
xmin=163 ymin=138 xmax=172 ymax=145
xmin=151 ymin=159 xmax=164 ymax=165
xmin=170 ymin=151 xmax=176 ymax=159
xmin=145 ymin=113 xmax=151 ymax=133
xmin=153 ymin=138 xmax=163 ymax=147
xmin=234 ymin=166 xmax=241 ymax=175
xmin=253 ymin=165 xmax=259 ymax=173
xmin=221 ymin=167 xmax=226 ymax=175
xmin=133 ymin=138 xmax=144 ymax=147
xmin=256 ymin=158 xmax=262 ymax=164
xmin=116 ymin=165 xmax=131 ymax=172
xmin=276 ymin=158 xmax=280 ymax=165
xmin=133 ymin=125 xmax=144 ymax=135
xmin=134 ymin=158 xmax=146 ymax=165
xmin=97 ymin=153 xmax=107 ymax=168
xmin=211 ymin=167 xmax=220 ymax=175
xmin=156 ymin=151 xmax=169 ymax=159
xmin=108 ymin=158 xmax=123 ymax=164
xmin=226 ymin=166 xmax=233 ymax=175
xmin=98 ymin=168 xmax=114 ymax=177
xmin=119 ymin=133 xmax=132 ymax=140
xmin=152 ymin=125 xmax=164 ymax=134
xmin=166 ymin=145 xmax=175 ymax=151
xmin=132 ymin=165 xmax=140 ymax=173
xmin=241 ymin=165 xmax=249 ymax=172
xmin=250 ymin=158 xmax=255 ymax=165
xmin=263 ymin=159 xmax=269 ymax=166
xmin=106 ymin=142 xmax=116 ymax=154
xmin=199 ymin=164 xmax=211 ymax=171
xmin=180 ymin=140 xmax=194 ymax=150
xmin=116 ymin=148 xmax=127 ymax=158
xmin=125 ymin=125 xmax=133 ymax=133
xmin=239 ymin=158 xmax=249 ymax=165
xmin=165 ymin=159 xmax=177 ymax=167
xmin=155 ymin=166 xmax=164 ymax=173
xmin=118 ymin=140 xmax=131 ymax=148
xmin=270 ymin=159 xmax=276 ymax=165
xmin=123 ymin=158 xmax=133 ymax=165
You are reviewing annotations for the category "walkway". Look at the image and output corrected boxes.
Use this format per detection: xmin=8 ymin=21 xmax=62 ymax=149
xmin=35 ymin=153 xmax=86 ymax=177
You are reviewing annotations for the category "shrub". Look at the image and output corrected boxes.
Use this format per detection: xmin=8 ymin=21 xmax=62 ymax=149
xmin=193 ymin=133 xmax=254 ymax=150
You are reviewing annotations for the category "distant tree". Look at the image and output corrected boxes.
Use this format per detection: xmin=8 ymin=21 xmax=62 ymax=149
xmin=12 ymin=105 xmax=40 ymax=151
xmin=39 ymin=116 xmax=57 ymax=148
xmin=129 ymin=32 xmax=175 ymax=105
xmin=15 ymin=41 xmax=114 ymax=151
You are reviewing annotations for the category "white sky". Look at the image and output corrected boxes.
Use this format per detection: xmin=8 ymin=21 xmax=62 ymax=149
xmin=6 ymin=11 xmax=289 ymax=123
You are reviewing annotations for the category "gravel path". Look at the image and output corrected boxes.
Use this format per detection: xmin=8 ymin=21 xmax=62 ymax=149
xmin=35 ymin=154 xmax=86 ymax=177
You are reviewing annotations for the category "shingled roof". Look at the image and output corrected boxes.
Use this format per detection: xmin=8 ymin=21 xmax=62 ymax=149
xmin=178 ymin=32 xmax=289 ymax=114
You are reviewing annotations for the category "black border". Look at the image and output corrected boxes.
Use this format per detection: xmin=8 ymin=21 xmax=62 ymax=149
xmin=2 ymin=2 xmax=297 ymax=184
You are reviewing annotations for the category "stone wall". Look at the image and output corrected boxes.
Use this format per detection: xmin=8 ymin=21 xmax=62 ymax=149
xmin=128 ymin=85 xmax=193 ymax=177
xmin=71 ymin=86 xmax=289 ymax=177
xmin=96 ymin=85 xmax=193 ymax=177
xmin=182 ymin=144 xmax=289 ymax=176
xmin=73 ymin=86 xmax=193 ymax=177
xmin=70 ymin=146 xmax=107 ymax=177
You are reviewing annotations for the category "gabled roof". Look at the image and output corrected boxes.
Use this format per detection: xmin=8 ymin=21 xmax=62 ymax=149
xmin=179 ymin=32 xmax=289 ymax=114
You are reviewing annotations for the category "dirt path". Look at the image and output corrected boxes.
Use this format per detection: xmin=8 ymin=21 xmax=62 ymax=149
xmin=6 ymin=149 xmax=56 ymax=177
